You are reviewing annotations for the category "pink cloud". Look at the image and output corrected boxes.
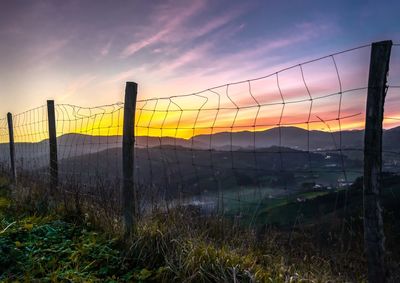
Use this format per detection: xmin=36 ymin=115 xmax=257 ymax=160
xmin=153 ymin=42 xmax=213 ymax=75
xmin=120 ymin=1 xmax=247 ymax=58
xmin=121 ymin=0 xmax=206 ymax=57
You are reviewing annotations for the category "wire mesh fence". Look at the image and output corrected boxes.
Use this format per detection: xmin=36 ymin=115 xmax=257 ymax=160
xmin=55 ymin=103 xmax=124 ymax=184
xmin=0 ymin=44 xmax=398 ymax=216
xmin=11 ymin=106 xmax=49 ymax=183
xmin=0 ymin=42 xmax=399 ymax=279
xmin=53 ymin=103 xmax=125 ymax=217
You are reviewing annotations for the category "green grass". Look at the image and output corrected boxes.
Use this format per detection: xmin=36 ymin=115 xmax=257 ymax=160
xmin=3 ymin=176 xmax=393 ymax=282
xmin=2 ymin=172 xmax=400 ymax=282
xmin=1 ymin=217 xmax=125 ymax=281
xmin=0 ymin=208 xmax=305 ymax=282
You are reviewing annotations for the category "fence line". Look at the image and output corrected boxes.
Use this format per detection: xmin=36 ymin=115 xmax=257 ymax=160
xmin=0 ymin=41 xmax=399 ymax=282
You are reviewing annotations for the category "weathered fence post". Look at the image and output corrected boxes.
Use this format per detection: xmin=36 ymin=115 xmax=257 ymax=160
xmin=7 ymin=113 xmax=16 ymax=184
xmin=122 ymin=82 xmax=137 ymax=238
xmin=364 ymin=40 xmax=392 ymax=283
xmin=47 ymin=100 xmax=58 ymax=190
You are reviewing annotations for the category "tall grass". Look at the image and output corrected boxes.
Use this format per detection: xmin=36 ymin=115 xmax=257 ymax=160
xmin=2 ymin=175 xmax=392 ymax=282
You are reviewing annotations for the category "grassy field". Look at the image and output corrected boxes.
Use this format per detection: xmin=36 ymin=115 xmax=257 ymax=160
xmin=2 ymin=173 xmax=400 ymax=282
xmin=0 ymin=176 xmax=378 ymax=282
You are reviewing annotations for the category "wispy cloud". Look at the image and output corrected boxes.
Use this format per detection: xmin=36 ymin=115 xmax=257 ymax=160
xmin=100 ymin=40 xmax=112 ymax=56
xmin=60 ymin=73 xmax=97 ymax=101
xmin=107 ymin=19 xmax=333 ymax=102
xmin=27 ymin=38 xmax=70 ymax=69
xmin=152 ymin=42 xmax=214 ymax=75
xmin=156 ymin=22 xmax=333 ymax=86
xmin=36 ymin=38 xmax=69 ymax=60
xmin=120 ymin=20 xmax=341 ymax=104
xmin=120 ymin=1 xmax=246 ymax=58
xmin=121 ymin=0 xmax=206 ymax=58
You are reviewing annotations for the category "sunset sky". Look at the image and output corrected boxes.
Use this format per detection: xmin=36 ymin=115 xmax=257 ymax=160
xmin=1 ymin=0 xmax=400 ymax=139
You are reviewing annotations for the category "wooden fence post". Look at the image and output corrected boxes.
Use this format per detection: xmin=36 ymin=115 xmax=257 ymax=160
xmin=7 ymin=113 xmax=16 ymax=184
xmin=364 ymin=40 xmax=392 ymax=283
xmin=122 ymin=82 xmax=137 ymax=238
xmin=47 ymin=100 xmax=58 ymax=190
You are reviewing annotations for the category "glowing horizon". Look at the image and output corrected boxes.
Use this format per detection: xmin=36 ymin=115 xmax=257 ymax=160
xmin=1 ymin=93 xmax=400 ymax=144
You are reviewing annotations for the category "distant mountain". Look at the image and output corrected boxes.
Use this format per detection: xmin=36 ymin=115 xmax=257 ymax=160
xmin=190 ymin=126 xmax=363 ymax=150
xmin=0 ymin=133 xmax=208 ymax=169
xmin=191 ymin=126 xmax=400 ymax=152
xmin=1 ymin=126 xmax=399 ymax=166
xmin=383 ymin=126 xmax=400 ymax=151
xmin=56 ymin=133 xmax=206 ymax=155
xmin=2 ymin=126 xmax=399 ymax=199
xmin=55 ymin=127 xmax=364 ymax=157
